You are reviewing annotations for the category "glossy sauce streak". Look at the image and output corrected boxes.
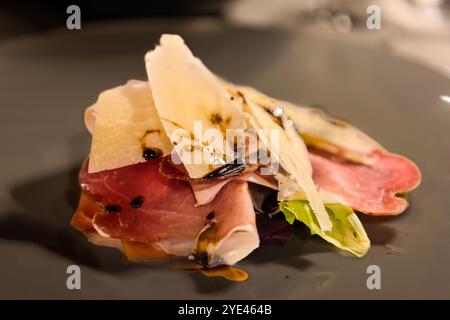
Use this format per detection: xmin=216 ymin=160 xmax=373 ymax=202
xmin=203 ymin=159 xmax=245 ymax=179
xmin=193 ymin=222 xmax=218 ymax=266
xmin=261 ymin=105 xmax=283 ymax=127
xmin=302 ymin=132 xmax=368 ymax=165
xmin=187 ymin=266 xmax=248 ymax=282
xmin=139 ymin=130 xmax=163 ymax=160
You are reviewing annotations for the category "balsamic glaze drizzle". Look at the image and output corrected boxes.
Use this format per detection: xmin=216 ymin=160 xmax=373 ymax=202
xmin=104 ymin=204 xmax=121 ymax=214
xmin=142 ymin=147 xmax=162 ymax=161
xmin=130 ymin=196 xmax=145 ymax=208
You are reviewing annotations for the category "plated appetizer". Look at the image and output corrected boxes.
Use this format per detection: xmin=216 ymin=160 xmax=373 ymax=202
xmin=71 ymin=34 xmax=421 ymax=281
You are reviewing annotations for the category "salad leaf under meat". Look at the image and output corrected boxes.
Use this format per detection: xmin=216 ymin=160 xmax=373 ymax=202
xmin=280 ymin=200 xmax=370 ymax=257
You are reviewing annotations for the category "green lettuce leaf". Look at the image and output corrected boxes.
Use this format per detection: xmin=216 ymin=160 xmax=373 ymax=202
xmin=279 ymin=201 xmax=370 ymax=257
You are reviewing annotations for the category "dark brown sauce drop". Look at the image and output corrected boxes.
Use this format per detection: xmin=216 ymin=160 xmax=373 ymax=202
xmin=210 ymin=113 xmax=223 ymax=125
xmin=104 ymin=204 xmax=121 ymax=214
xmin=130 ymin=196 xmax=145 ymax=208
xmin=139 ymin=129 xmax=163 ymax=161
xmin=142 ymin=147 xmax=162 ymax=161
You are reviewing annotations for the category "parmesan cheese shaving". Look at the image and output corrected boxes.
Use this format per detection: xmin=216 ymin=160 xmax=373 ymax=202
xmin=237 ymin=86 xmax=383 ymax=161
xmin=244 ymin=99 xmax=332 ymax=231
xmin=145 ymin=34 xmax=245 ymax=179
xmin=88 ymin=80 xmax=172 ymax=173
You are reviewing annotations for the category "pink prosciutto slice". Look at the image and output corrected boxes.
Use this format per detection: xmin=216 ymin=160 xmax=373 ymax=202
xmin=78 ymin=156 xmax=259 ymax=266
xmin=158 ymin=156 xmax=277 ymax=206
xmin=188 ymin=173 xmax=277 ymax=206
xmin=310 ymin=150 xmax=421 ymax=215
xmin=187 ymin=148 xmax=421 ymax=217
xmin=236 ymin=85 xmax=421 ymax=216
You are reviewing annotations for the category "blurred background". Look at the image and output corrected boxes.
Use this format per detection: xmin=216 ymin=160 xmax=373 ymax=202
xmin=1 ymin=0 xmax=449 ymax=74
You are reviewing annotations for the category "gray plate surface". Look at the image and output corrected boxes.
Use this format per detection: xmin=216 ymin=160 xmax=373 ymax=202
xmin=0 ymin=20 xmax=449 ymax=299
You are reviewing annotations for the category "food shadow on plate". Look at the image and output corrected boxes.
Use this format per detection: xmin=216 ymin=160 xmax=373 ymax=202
xmin=247 ymin=211 xmax=399 ymax=266
xmin=0 ymin=163 xmax=147 ymax=273
xmin=357 ymin=212 xmax=402 ymax=246
xmin=0 ymin=161 xmax=399 ymax=290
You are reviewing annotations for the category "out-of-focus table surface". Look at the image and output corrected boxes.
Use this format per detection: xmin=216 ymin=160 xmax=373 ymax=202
xmin=1 ymin=1 xmax=449 ymax=76
xmin=224 ymin=0 xmax=450 ymax=77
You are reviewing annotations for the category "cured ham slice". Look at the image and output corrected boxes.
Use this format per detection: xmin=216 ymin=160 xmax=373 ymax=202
xmin=71 ymin=194 xmax=171 ymax=259
xmin=310 ymin=150 xmax=421 ymax=215
xmin=237 ymin=85 xmax=421 ymax=216
xmin=121 ymin=241 xmax=170 ymax=260
xmin=157 ymin=155 xmax=277 ymax=206
xmin=77 ymin=156 xmax=259 ymax=266
xmin=82 ymin=158 xmax=207 ymax=242
xmin=71 ymin=193 xmax=98 ymax=234
xmin=196 ymin=180 xmax=259 ymax=266
xmin=189 ymin=179 xmax=232 ymax=206
xmin=189 ymin=173 xmax=278 ymax=206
